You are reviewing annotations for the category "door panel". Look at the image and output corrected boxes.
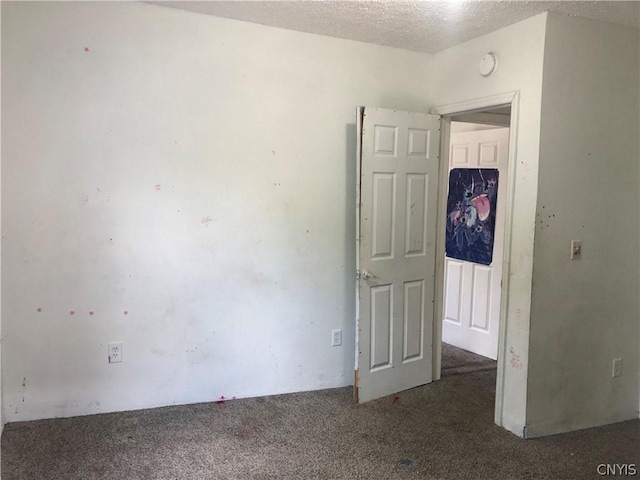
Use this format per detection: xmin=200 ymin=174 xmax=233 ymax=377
xmin=471 ymin=265 xmax=491 ymax=331
xmin=451 ymin=144 xmax=471 ymax=167
xmin=403 ymin=280 xmax=424 ymax=362
xmin=371 ymin=284 xmax=393 ymax=370
xmin=372 ymin=173 xmax=395 ymax=258
xmin=442 ymin=128 xmax=509 ymax=360
xmin=405 ymin=174 xmax=427 ymax=256
xmin=357 ymin=107 xmax=440 ymax=403
xmin=444 ymin=261 xmax=464 ymax=325
xmin=479 ymin=142 xmax=500 ymax=167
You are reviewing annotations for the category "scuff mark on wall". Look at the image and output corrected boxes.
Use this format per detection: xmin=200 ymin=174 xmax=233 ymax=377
xmin=151 ymin=346 xmax=167 ymax=356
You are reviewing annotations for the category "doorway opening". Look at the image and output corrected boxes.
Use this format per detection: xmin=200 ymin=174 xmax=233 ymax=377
xmin=442 ymin=108 xmax=510 ymax=380
xmin=432 ymin=97 xmax=517 ymax=428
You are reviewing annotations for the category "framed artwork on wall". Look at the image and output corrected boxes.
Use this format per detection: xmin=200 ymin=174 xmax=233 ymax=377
xmin=445 ymin=168 xmax=499 ymax=265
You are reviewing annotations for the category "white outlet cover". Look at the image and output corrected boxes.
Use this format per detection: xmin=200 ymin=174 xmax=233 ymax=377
xmin=108 ymin=342 xmax=123 ymax=363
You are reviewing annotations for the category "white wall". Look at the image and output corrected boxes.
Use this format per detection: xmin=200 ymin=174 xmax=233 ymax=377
xmin=431 ymin=14 xmax=548 ymax=436
xmin=526 ymin=13 xmax=640 ymax=437
xmin=1 ymin=1 xmax=432 ymax=422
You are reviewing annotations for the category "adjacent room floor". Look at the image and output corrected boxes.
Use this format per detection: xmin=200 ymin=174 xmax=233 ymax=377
xmin=2 ymin=345 xmax=638 ymax=479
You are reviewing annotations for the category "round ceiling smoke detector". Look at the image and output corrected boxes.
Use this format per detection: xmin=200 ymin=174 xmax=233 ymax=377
xmin=479 ymin=53 xmax=497 ymax=77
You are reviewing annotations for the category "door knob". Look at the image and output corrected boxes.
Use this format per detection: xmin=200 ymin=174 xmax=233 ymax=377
xmin=361 ymin=270 xmax=378 ymax=280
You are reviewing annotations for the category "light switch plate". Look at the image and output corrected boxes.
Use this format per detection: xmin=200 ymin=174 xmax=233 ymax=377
xmin=570 ymin=240 xmax=581 ymax=260
xmin=612 ymin=358 xmax=623 ymax=378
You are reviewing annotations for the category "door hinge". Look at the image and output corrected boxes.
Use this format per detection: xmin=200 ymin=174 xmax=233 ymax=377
xmin=356 ymin=269 xmax=361 ymax=280
xmin=353 ymin=370 xmax=360 ymax=403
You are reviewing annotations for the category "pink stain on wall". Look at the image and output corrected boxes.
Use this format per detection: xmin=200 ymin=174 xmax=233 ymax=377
xmin=123 ymin=310 xmax=128 ymax=316
xmin=509 ymin=347 xmax=523 ymax=370
xmin=36 ymin=307 xmax=43 ymax=313
xmin=511 ymin=355 xmax=523 ymax=369
xmin=69 ymin=310 xmax=75 ymax=315
xmin=154 ymin=184 xmax=161 ymax=191
xmin=83 ymin=46 xmax=90 ymax=53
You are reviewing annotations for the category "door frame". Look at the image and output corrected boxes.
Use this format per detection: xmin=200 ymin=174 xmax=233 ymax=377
xmin=431 ymin=91 xmax=520 ymax=427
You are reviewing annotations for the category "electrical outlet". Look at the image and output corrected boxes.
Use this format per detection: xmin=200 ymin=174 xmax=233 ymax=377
xmin=331 ymin=329 xmax=342 ymax=347
xmin=108 ymin=342 xmax=123 ymax=363
xmin=612 ymin=358 xmax=623 ymax=378
xmin=570 ymin=240 xmax=582 ymax=260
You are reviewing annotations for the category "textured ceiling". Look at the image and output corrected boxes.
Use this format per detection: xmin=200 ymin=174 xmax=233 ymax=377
xmin=150 ymin=1 xmax=640 ymax=53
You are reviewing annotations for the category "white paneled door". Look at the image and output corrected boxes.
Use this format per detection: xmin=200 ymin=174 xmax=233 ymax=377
xmin=442 ymin=127 xmax=509 ymax=360
xmin=356 ymin=107 xmax=440 ymax=403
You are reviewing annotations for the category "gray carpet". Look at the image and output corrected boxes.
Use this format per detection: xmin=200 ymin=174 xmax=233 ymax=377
xmin=441 ymin=342 xmax=497 ymax=376
xmin=2 ymin=349 xmax=639 ymax=479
